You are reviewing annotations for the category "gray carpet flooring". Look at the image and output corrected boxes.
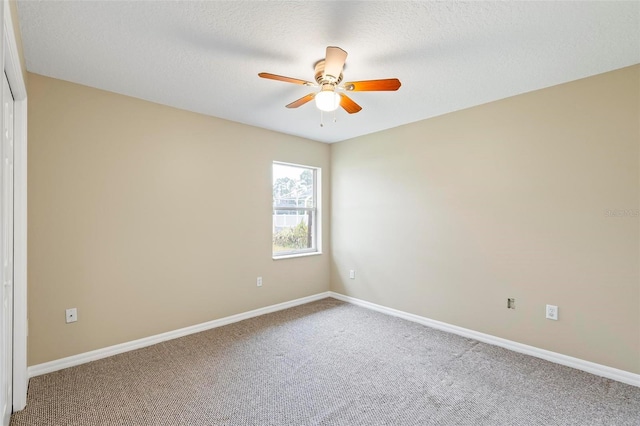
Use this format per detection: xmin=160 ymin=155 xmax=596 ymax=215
xmin=10 ymin=298 xmax=640 ymax=425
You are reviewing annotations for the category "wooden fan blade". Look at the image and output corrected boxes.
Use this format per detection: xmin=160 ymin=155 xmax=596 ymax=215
xmin=339 ymin=94 xmax=362 ymax=114
xmin=259 ymin=73 xmax=314 ymax=86
xmin=324 ymin=46 xmax=347 ymax=81
xmin=344 ymin=78 xmax=402 ymax=91
xmin=286 ymin=93 xmax=316 ymax=109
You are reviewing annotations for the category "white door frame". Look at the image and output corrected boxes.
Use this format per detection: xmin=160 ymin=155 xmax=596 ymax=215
xmin=2 ymin=0 xmax=27 ymax=413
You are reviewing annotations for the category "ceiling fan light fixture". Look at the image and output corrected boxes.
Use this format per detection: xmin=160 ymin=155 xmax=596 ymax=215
xmin=258 ymin=45 xmax=400 ymax=115
xmin=315 ymin=90 xmax=340 ymax=112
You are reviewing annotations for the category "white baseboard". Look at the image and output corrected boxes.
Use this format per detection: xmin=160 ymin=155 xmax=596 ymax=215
xmin=328 ymin=291 xmax=640 ymax=388
xmin=28 ymin=290 xmax=639 ymax=388
xmin=28 ymin=292 xmax=331 ymax=378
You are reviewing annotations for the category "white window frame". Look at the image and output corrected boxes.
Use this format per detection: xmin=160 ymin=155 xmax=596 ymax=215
xmin=272 ymin=161 xmax=322 ymax=259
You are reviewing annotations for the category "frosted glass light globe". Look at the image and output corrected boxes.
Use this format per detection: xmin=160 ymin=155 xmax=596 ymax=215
xmin=315 ymin=91 xmax=340 ymax=112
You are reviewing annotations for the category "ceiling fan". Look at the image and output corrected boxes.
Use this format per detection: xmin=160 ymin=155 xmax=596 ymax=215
xmin=259 ymin=46 xmax=401 ymax=115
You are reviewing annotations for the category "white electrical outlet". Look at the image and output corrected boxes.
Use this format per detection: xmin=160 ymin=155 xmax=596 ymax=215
xmin=349 ymin=270 xmax=355 ymax=279
xmin=65 ymin=308 xmax=78 ymax=324
xmin=546 ymin=304 xmax=558 ymax=320
xmin=257 ymin=276 xmax=263 ymax=287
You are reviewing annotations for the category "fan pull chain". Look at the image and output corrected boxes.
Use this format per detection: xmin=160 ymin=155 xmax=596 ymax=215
xmin=319 ymin=111 xmax=337 ymax=127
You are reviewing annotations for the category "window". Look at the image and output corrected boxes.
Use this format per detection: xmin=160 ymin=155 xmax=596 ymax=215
xmin=272 ymin=162 xmax=320 ymax=257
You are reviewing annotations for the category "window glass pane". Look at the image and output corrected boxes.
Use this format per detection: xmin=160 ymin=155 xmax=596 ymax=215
xmin=273 ymin=163 xmax=317 ymax=256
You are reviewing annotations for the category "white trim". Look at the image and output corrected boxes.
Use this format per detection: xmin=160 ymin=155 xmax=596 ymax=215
xmin=328 ymin=292 xmax=640 ymax=388
xmin=2 ymin=0 xmax=27 ymax=413
xmin=272 ymin=251 xmax=322 ymax=260
xmin=3 ymin=3 xmax=25 ymax=98
xmin=29 ymin=292 xmax=331 ymax=378
xmin=26 ymin=291 xmax=639 ymax=388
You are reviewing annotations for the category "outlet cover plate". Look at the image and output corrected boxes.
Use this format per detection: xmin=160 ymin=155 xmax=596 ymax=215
xmin=546 ymin=304 xmax=558 ymax=320
xmin=65 ymin=308 xmax=78 ymax=323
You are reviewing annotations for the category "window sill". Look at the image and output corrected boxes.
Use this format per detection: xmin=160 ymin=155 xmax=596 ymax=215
xmin=272 ymin=251 xmax=322 ymax=261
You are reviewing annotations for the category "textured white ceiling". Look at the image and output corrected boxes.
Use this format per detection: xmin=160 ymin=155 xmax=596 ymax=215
xmin=16 ymin=1 xmax=640 ymax=143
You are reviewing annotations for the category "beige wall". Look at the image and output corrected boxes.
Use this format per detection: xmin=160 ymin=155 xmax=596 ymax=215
xmin=27 ymin=73 xmax=331 ymax=365
xmin=27 ymin=65 xmax=639 ymax=374
xmin=331 ymin=65 xmax=640 ymax=374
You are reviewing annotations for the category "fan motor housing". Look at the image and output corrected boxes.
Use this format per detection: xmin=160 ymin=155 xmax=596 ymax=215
xmin=314 ymin=60 xmax=343 ymax=85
